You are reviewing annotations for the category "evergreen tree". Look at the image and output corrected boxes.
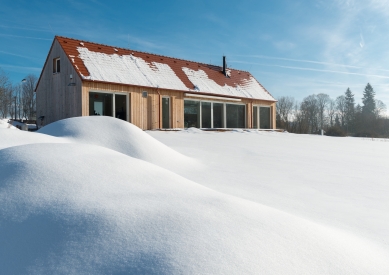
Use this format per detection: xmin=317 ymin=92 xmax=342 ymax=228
xmin=362 ymin=83 xmax=376 ymax=116
xmin=344 ymin=88 xmax=355 ymax=132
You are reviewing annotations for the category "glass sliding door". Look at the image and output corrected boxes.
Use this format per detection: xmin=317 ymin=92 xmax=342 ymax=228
xmin=226 ymin=104 xmax=245 ymax=128
xmin=115 ymin=94 xmax=127 ymax=121
xmin=213 ymin=103 xmax=224 ymax=128
xmin=260 ymin=107 xmax=271 ymax=129
xmin=184 ymin=100 xmax=200 ymax=128
xmin=162 ymin=97 xmax=170 ymax=129
xmin=201 ymin=102 xmax=212 ymax=128
xmin=89 ymin=92 xmax=113 ymax=117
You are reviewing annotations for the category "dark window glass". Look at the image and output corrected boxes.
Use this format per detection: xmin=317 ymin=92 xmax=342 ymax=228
xmin=260 ymin=107 xmax=271 ymax=129
xmin=89 ymin=92 xmax=113 ymax=117
xmin=226 ymin=104 xmax=245 ymax=128
xmin=253 ymin=106 xmax=258 ymax=128
xmin=162 ymin=97 xmax=170 ymax=128
xmin=115 ymin=94 xmax=127 ymax=121
xmin=56 ymin=59 xmax=60 ymax=73
xmin=213 ymin=103 xmax=224 ymax=128
xmin=184 ymin=100 xmax=200 ymax=128
xmin=201 ymin=102 xmax=212 ymax=128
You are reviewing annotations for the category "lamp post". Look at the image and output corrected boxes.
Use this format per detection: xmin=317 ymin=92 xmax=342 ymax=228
xmin=14 ymin=96 xmax=17 ymax=120
xmin=19 ymin=78 xmax=26 ymax=121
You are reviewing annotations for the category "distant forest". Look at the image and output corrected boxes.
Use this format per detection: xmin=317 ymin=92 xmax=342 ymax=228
xmin=276 ymin=83 xmax=389 ymax=138
xmin=0 ymin=69 xmax=37 ymax=121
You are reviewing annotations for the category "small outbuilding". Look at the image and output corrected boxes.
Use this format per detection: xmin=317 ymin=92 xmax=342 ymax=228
xmin=36 ymin=36 xmax=276 ymax=130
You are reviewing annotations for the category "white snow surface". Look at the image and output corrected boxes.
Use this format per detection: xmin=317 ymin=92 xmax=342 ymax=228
xmin=77 ymin=47 xmax=188 ymax=90
xmin=182 ymin=67 xmax=274 ymax=100
xmin=0 ymin=119 xmax=17 ymax=130
xmin=1 ymin=116 xmax=389 ymax=274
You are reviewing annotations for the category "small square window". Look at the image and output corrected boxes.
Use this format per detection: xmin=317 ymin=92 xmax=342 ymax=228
xmin=53 ymin=58 xmax=60 ymax=73
xmin=142 ymin=91 xmax=148 ymax=98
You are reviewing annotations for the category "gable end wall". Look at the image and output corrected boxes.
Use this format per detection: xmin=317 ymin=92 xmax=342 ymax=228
xmin=36 ymin=39 xmax=82 ymax=126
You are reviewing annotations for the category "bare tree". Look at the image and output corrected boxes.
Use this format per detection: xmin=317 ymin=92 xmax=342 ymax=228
xmin=21 ymin=74 xmax=37 ymax=120
xmin=301 ymin=94 xmax=319 ymax=133
xmin=0 ymin=69 xmax=13 ymax=118
xmin=276 ymin=96 xmax=295 ymax=130
xmin=375 ymin=100 xmax=387 ymax=118
xmin=327 ymin=99 xmax=336 ymax=127
xmin=316 ymin=93 xmax=330 ymax=130
xmin=336 ymin=95 xmax=346 ymax=128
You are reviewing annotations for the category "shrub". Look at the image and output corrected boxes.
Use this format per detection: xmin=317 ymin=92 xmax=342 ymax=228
xmin=325 ymin=126 xmax=346 ymax=137
xmin=354 ymin=131 xmax=378 ymax=138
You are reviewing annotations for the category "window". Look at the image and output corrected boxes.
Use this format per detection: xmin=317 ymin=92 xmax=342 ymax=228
xmin=162 ymin=97 xmax=170 ymax=128
xmin=201 ymin=102 xmax=212 ymax=128
xmin=89 ymin=91 xmax=129 ymax=122
xmin=252 ymin=106 xmax=271 ymax=129
xmin=184 ymin=100 xmax=200 ymax=128
xmin=226 ymin=104 xmax=245 ymax=128
xmin=213 ymin=103 xmax=224 ymax=128
xmin=53 ymin=58 xmax=60 ymax=73
xmin=260 ymin=107 xmax=271 ymax=129
xmin=184 ymin=99 xmax=245 ymax=128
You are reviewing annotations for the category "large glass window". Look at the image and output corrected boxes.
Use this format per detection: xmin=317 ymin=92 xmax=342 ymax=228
xmin=260 ymin=107 xmax=271 ymax=129
xmin=201 ymin=102 xmax=212 ymax=128
xmin=89 ymin=92 xmax=113 ymax=116
xmin=226 ymin=104 xmax=245 ymax=128
xmin=213 ymin=103 xmax=224 ymax=128
xmin=184 ymin=100 xmax=200 ymax=128
xmin=162 ymin=97 xmax=170 ymax=128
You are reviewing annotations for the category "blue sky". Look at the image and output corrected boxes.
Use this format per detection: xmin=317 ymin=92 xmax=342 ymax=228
xmin=1 ymin=0 xmax=389 ymax=110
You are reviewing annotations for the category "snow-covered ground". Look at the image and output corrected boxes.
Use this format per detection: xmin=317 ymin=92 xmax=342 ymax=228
xmin=0 ymin=116 xmax=388 ymax=274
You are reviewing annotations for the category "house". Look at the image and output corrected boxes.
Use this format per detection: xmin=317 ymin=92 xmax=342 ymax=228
xmin=36 ymin=36 xmax=276 ymax=130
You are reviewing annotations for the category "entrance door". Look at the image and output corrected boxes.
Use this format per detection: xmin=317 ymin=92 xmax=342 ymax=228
xmin=162 ymin=97 xmax=170 ymax=128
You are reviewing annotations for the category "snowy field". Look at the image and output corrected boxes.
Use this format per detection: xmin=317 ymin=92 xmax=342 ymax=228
xmin=0 ymin=117 xmax=388 ymax=274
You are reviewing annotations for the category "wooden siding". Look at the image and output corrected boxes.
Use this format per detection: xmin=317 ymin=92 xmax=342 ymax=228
xmin=36 ymin=40 xmax=82 ymax=126
xmin=81 ymin=82 xmax=185 ymax=130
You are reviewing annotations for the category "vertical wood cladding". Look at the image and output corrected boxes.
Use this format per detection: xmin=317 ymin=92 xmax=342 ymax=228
xmin=81 ymin=82 xmax=184 ymax=130
xmin=36 ymin=40 xmax=82 ymax=126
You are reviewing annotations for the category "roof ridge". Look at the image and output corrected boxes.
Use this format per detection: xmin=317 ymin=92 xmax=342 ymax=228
xmin=55 ymin=35 xmax=250 ymax=73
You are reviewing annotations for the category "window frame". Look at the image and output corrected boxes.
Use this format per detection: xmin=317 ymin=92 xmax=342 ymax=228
xmin=184 ymin=99 xmax=246 ymax=128
xmin=53 ymin=57 xmax=60 ymax=73
xmin=89 ymin=90 xmax=130 ymax=122
xmin=252 ymin=105 xmax=272 ymax=129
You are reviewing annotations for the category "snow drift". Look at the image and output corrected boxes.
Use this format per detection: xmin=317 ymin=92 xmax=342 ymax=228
xmin=1 ymin=116 xmax=389 ymax=274
xmin=38 ymin=116 xmax=197 ymax=171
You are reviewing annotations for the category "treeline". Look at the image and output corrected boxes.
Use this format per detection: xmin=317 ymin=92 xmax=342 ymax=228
xmin=276 ymin=83 xmax=389 ymax=137
xmin=0 ymin=69 xmax=37 ymax=120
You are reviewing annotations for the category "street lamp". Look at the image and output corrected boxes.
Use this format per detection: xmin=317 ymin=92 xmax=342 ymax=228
xmin=18 ymin=79 xmax=26 ymax=121
xmin=14 ymin=96 xmax=17 ymax=120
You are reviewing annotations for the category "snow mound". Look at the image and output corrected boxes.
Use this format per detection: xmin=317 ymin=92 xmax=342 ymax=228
xmin=1 ymin=143 xmax=389 ymax=274
xmin=0 ymin=128 xmax=67 ymax=150
xmin=38 ymin=116 xmax=197 ymax=170
xmin=0 ymin=119 xmax=17 ymax=129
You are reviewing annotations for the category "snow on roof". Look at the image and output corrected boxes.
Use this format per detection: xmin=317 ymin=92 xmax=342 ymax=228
xmin=55 ymin=36 xmax=275 ymax=101
xmin=182 ymin=67 xmax=275 ymax=100
xmin=77 ymin=47 xmax=188 ymax=91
